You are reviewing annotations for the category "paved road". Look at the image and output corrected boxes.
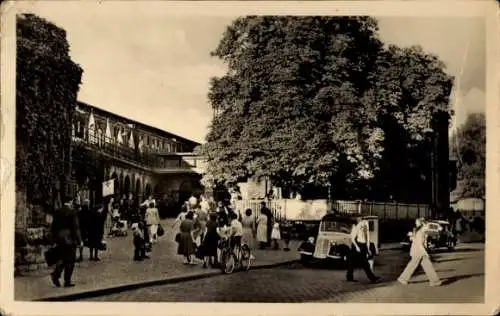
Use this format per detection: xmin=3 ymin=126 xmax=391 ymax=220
xmin=82 ymin=243 xmax=484 ymax=303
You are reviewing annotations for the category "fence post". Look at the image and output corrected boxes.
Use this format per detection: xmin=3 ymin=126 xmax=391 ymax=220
xmin=383 ymin=203 xmax=386 ymax=219
xmin=369 ymin=202 xmax=373 ymax=216
xmin=395 ymin=202 xmax=399 ymax=219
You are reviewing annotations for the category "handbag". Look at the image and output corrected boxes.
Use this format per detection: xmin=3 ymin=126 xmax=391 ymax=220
xmin=44 ymin=246 xmax=59 ymax=267
xmin=157 ymin=224 xmax=165 ymax=237
xmin=175 ymin=232 xmax=181 ymax=243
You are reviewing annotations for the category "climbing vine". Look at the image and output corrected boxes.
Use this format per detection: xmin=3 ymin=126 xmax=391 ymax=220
xmin=16 ymin=14 xmax=83 ymax=204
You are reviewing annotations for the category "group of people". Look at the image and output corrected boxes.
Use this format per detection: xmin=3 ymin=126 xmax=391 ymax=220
xmin=172 ymin=196 xmax=290 ymax=268
xmin=49 ymin=192 xmax=162 ymax=287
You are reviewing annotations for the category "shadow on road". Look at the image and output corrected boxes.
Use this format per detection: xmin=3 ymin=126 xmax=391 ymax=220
xmin=410 ymin=273 xmax=484 ymax=286
xmin=433 ymin=257 xmax=475 ymax=264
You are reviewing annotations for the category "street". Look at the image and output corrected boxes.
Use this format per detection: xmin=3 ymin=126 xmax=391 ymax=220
xmin=83 ymin=243 xmax=484 ymax=303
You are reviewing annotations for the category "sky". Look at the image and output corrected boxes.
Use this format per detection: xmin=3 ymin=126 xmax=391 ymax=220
xmin=15 ymin=2 xmax=486 ymax=143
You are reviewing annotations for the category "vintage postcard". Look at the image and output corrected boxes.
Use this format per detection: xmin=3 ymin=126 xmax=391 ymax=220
xmin=1 ymin=1 xmax=499 ymax=315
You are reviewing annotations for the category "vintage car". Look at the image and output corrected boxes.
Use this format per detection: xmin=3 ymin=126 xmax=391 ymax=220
xmin=400 ymin=220 xmax=457 ymax=252
xmin=298 ymin=213 xmax=379 ymax=265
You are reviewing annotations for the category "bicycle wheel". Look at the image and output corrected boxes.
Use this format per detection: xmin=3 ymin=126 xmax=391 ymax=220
xmin=220 ymin=248 xmax=235 ymax=274
xmin=240 ymin=244 xmax=252 ymax=271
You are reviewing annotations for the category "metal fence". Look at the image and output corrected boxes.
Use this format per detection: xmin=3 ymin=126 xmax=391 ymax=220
xmin=234 ymin=199 xmax=432 ymax=222
xmin=331 ymin=200 xmax=432 ymax=220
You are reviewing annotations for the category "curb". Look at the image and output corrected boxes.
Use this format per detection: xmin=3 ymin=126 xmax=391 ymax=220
xmin=34 ymin=259 xmax=299 ymax=302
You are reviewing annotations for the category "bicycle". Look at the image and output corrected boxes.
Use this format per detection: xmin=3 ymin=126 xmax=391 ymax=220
xmin=218 ymin=236 xmax=252 ymax=274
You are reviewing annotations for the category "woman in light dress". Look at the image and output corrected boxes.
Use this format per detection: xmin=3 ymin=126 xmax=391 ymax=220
xmin=145 ymin=202 xmax=160 ymax=244
xmin=271 ymin=222 xmax=281 ymax=250
xmin=172 ymin=202 xmax=189 ymax=234
xmin=241 ymin=208 xmax=257 ymax=259
xmin=256 ymin=211 xmax=268 ymax=249
xmin=398 ymin=218 xmax=442 ymax=287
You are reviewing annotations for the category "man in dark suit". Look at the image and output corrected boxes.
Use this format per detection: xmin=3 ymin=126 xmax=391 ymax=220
xmin=50 ymin=196 xmax=82 ymax=287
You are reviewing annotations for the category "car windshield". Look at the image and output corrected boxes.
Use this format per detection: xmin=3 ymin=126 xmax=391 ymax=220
xmin=427 ymin=223 xmax=441 ymax=231
xmin=320 ymin=220 xmax=352 ymax=233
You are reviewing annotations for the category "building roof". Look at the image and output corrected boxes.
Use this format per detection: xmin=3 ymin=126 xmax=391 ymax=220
xmin=76 ymin=101 xmax=201 ymax=147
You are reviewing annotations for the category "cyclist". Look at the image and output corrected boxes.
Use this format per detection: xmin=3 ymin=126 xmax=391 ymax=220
xmin=229 ymin=212 xmax=244 ymax=258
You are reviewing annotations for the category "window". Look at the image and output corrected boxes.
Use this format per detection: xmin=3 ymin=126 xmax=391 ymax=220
xmin=368 ymin=221 xmax=375 ymax=232
xmin=320 ymin=220 xmax=352 ymax=233
xmin=75 ymin=120 xmax=84 ymax=138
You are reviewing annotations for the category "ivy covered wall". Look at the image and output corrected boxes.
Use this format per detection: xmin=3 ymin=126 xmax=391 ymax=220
xmin=16 ymin=13 xmax=83 ymax=225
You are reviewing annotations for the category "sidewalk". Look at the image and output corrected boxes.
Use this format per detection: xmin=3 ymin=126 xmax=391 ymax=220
xmin=15 ymin=219 xmax=300 ymax=301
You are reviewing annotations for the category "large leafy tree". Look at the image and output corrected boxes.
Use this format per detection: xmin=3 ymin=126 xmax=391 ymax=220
xmin=16 ymin=14 xmax=83 ymax=207
xmin=200 ymin=16 xmax=453 ymax=201
xmin=450 ymin=113 xmax=485 ymax=199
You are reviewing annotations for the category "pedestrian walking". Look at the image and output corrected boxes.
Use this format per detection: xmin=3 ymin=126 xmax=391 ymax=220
xmin=216 ymin=201 xmax=230 ymax=226
xmin=256 ymin=210 xmax=268 ymax=249
xmin=260 ymin=202 xmax=273 ymax=247
xmin=200 ymin=195 xmax=211 ymax=214
xmin=177 ymin=211 xmax=196 ymax=264
xmin=271 ymin=222 xmax=281 ymax=250
xmin=188 ymin=194 xmax=198 ymax=210
xmin=145 ymin=202 xmax=160 ymax=244
xmin=50 ymin=197 xmax=82 ymax=288
xmin=398 ymin=218 xmax=442 ymax=287
xmin=76 ymin=199 xmax=90 ymax=262
xmin=241 ymin=209 xmax=256 ymax=250
xmin=346 ymin=217 xmax=380 ymax=283
xmin=87 ymin=203 xmax=107 ymax=261
xmin=202 ymin=212 xmax=220 ymax=267
xmin=131 ymin=221 xmax=147 ymax=261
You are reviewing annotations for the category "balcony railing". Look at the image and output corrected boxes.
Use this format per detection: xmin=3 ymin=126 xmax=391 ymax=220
xmin=72 ymin=133 xmax=205 ymax=172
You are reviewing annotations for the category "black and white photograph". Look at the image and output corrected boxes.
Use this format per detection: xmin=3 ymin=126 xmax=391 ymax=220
xmin=0 ymin=1 xmax=498 ymax=315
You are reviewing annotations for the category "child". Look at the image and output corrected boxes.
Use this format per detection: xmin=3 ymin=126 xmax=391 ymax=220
xmin=132 ymin=222 xmax=146 ymax=261
xmin=271 ymin=222 xmax=281 ymax=250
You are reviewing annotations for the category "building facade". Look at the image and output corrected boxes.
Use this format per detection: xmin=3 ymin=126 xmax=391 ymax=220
xmin=71 ymin=101 xmax=206 ymax=212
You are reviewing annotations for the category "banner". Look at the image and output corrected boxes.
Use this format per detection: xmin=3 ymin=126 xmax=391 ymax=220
xmin=102 ymin=179 xmax=115 ymax=197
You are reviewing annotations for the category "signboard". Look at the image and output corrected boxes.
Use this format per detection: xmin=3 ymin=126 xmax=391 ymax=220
xmin=102 ymin=179 xmax=115 ymax=197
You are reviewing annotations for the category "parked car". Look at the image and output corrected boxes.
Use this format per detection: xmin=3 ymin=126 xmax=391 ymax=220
xmin=298 ymin=213 xmax=379 ymax=265
xmin=400 ymin=220 xmax=457 ymax=252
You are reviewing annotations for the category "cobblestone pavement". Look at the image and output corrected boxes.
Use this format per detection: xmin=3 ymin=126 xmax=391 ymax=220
xmin=83 ymin=243 xmax=484 ymax=303
xmin=15 ymin=219 xmax=300 ymax=301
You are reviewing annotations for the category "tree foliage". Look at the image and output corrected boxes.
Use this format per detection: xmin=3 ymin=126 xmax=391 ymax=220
xmin=200 ymin=16 xmax=454 ymax=201
xmin=16 ymin=14 xmax=83 ymax=204
xmin=450 ymin=113 xmax=485 ymax=199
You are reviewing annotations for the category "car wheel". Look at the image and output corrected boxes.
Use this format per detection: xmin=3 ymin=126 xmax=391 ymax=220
xmin=300 ymin=254 xmax=311 ymax=265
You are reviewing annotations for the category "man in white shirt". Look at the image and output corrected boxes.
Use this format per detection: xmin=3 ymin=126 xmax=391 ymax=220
xmin=346 ymin=217 xmax=380 ymax=283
